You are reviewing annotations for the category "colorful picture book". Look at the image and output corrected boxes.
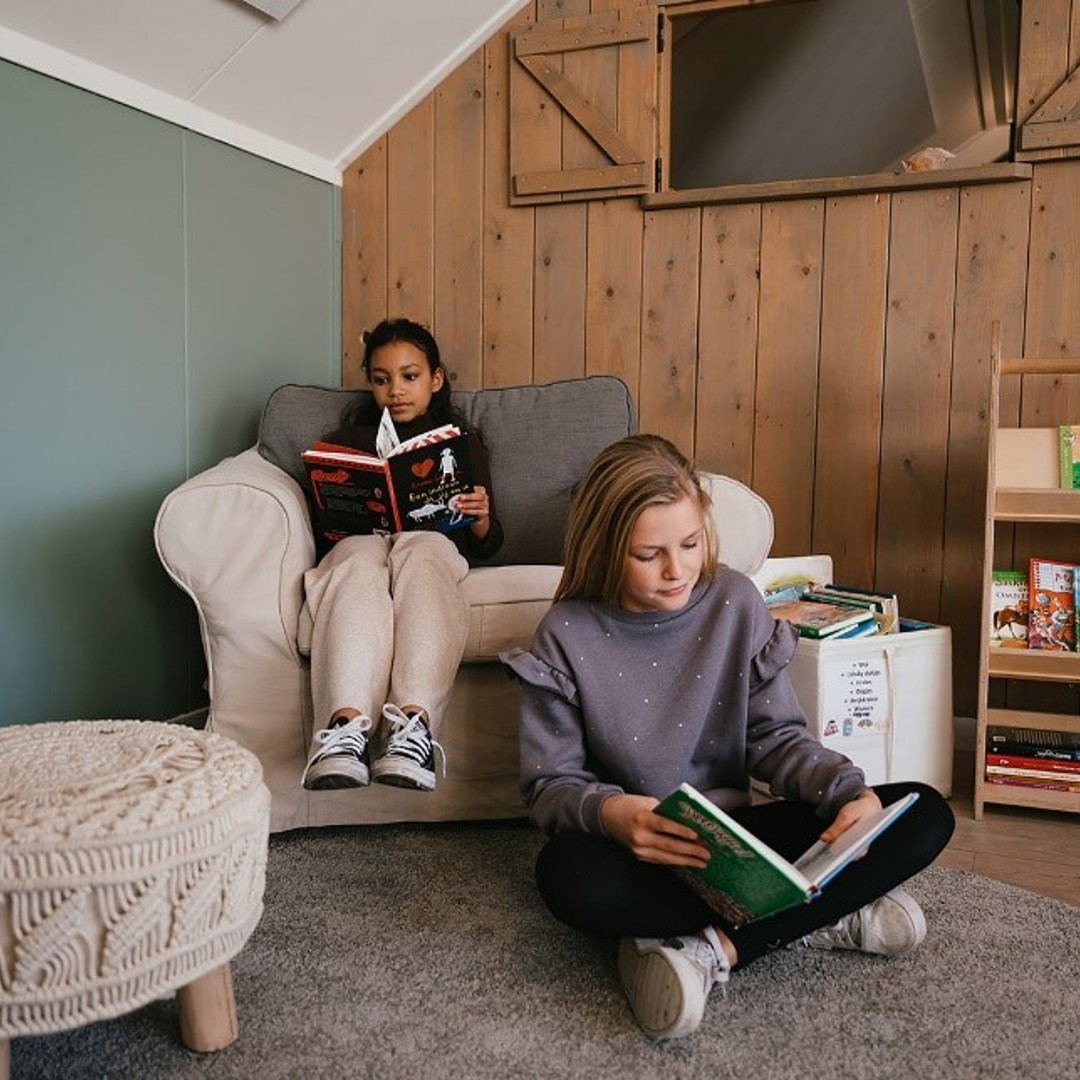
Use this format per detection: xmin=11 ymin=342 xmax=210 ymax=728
xmin=1058 ymin=424 xmax=1080 ymax=489
xmin=654 ymin=784 xmax=919 ymax=926
xmin=802 ymin=583 xmax=900 ymax=634
xmin=302 ymin=425 xmax=475 ymax=543
xmin=988 ymin=569 xmax=1028 ymax=648
xmin=766 ymin=597 xmax=877 ymax=639
xmin=1027 ymin=558 xmax=1077 ymax=651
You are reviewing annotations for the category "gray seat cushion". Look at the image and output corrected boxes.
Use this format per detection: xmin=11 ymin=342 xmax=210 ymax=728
xmin=257 ymin=376 xmax=636 ymax=566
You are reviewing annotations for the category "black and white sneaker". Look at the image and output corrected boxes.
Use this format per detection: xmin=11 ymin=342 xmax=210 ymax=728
xmin=371 ymin=704 xmax=446 ymax=791
xmin=301 ymin=714 xmax=373 ymax=790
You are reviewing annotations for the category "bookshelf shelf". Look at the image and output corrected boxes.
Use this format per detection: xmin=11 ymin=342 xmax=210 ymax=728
xmin=974 ymin=327 xmax=1080 ymax=820
xmin=994 ymin=488 xmax=1080 ymax=522
xmin=986 ymin=649 xmax=1080 ymax=682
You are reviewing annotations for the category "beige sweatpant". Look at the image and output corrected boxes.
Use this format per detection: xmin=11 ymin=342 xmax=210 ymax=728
xmin=299 ymin=531 xmax=470 ymax=734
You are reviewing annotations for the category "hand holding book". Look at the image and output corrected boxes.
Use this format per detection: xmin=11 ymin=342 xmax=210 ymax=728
xmin=448 ymin=484 xmax=493 ymax=540
xmin=599 ymin=793 xmax=714 ymax=870
xmin=654 ymin=784 xmax=919 ymax=925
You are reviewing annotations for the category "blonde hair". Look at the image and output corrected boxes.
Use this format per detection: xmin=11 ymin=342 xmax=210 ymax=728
xmin=556 ymin=434 xmax=717 ymax=603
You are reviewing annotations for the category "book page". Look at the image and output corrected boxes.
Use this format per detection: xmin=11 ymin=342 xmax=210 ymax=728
xmin=792 ymin=791 xmax=919 ymax=890
xmin=375 ymin=407 xmax=400 ymax=458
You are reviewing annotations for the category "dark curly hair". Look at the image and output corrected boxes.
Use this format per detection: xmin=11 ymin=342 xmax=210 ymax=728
xmin=341 ymin=318 xmax=466 ymax=429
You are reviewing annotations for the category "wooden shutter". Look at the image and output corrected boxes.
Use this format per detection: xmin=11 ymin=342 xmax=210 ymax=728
xmin=509 ymin=5 xmax=657 ymax=205
xmin=1017 ymin=62 xmax=1080 ymax=157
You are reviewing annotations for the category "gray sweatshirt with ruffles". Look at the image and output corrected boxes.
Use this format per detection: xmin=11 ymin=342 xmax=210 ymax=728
xmin=502 ymin=567 xmax=867 ymax=837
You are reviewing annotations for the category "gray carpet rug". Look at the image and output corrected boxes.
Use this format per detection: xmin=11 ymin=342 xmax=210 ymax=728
xmin=10 ymin=820 xmax=1080 ymax=1079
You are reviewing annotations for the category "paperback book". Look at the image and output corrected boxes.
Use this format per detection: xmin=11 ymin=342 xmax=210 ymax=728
xmin=985 ymin=753 xmax=1080 ymax=778
xmin=988 ymin=570 xmax=1028 ymax=648
xmin=1058 ymin=424 xmax=1080 ymax=489
xmin=302 ymin=424 xmax=475 ymax=543
xmin=985 ymin=774 xmax=1080 ymax=794
xmin=654 ymin=783 xmax=919 ymax=926
xmin=986 ymin=725 xmax=1080 ymax=761
xmin=1027 ymin=558 xmax=1076 ymax=651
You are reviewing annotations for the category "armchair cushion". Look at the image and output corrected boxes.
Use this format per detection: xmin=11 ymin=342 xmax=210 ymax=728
xmin=257 ymin=376 xmax=637 ymax=567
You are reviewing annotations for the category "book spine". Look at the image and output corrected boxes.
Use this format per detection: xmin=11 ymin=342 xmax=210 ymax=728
xmin=384 ymin=461 xmax=405 ymax=532
xmin=1059 ymin=424 xmax=1080 ymax=490
xmin=801 ymin=591 xmax=880 ymax=611
xmin=986 ymin=758 xmax=1080 ymax=778
xmin=985 ymin=737 xmax=1080 ymax=760
xmin=1059 ymin=424 xmax=1072 ymax=489
xmin=985 ymin=774 xmax=1080 ymax=793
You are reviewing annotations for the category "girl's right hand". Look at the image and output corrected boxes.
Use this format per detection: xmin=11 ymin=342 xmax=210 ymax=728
xmin=600 ymin=793 xmax=711 ymax=868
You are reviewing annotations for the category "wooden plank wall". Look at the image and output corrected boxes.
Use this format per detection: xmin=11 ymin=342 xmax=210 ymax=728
xmin=341 ymin=0 xmax=1080 ymax=718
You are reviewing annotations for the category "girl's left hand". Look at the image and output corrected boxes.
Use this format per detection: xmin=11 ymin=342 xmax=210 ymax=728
xmin=818 ymin=787 xmax=883 ymax=847
xmin=454 ymin=485 xmax=490 ymax=540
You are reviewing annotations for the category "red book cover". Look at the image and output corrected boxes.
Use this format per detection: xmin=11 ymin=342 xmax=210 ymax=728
xmin=1027 ymin=558 xmax=1077 ymax=651
xmin=985 ymin=753 xmax=1080 ymax=775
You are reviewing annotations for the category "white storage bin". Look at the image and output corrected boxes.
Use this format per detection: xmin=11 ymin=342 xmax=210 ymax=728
xmin=786 ymin=625 xmax=954 ymax=796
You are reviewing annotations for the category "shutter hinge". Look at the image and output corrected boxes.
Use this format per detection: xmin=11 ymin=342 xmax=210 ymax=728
xmin=654 ymin=157 xmax=663 ymax=192
xmin=657 ymin=13 xmax=665 ymax=53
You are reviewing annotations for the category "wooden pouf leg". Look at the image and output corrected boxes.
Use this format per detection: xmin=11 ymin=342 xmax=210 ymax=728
xmin=176 ymin=963 xmax=239 ymax=1053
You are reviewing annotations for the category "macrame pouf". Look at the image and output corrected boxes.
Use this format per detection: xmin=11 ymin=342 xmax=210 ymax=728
xmin=0 ymin=720 xmax=270 ymax=1075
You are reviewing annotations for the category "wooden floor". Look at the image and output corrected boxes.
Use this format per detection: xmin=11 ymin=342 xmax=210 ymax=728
xmin=939 ymin=753 xmax=1080 ymax=908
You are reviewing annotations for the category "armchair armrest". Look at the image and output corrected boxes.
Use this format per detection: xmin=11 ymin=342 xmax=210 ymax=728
xmin=155 ymin=447 xmax=316 ymax=699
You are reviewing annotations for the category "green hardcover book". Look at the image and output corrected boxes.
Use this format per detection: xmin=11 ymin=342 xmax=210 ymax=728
xmin=1058 ymin=424 xmax=1080 ymax=489
xmin=654 ymin=783 xmax=919 ymax=927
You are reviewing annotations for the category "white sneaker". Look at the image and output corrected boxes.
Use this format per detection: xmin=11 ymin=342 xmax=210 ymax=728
xmin=617 ymin=927 xmax=731 ymax=1040
xmin=301 ymin=715 xmax=373 ymax=790
xmin=371 ymin=705 xmax=446 ymax=791
xmin=799 ymin=887 xmax=927 ymax=956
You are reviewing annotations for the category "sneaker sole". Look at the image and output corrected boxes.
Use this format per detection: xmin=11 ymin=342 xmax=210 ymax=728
xmin=617 ymin=938 xmax=702 ymax=1040
xmin=303 ymin=759 xmax=370 ymax=790
xmin=371 ymin=759 xmax=435 ymax=791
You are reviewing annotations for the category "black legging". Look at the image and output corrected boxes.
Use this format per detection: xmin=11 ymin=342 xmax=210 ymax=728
xmin=533 ymin=781 xmax=955 ymax=968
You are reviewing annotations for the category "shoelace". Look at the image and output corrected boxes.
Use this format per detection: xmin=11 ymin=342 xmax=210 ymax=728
xmin=313 ymin=722 xmax=370 ymax=759
xmin=698 ymin=927 xmax=731 ymax=996
xmin=803 ymin=915 xmax=858 ymax=950
xmin=382 ymin=708 xmax=447 ymax=777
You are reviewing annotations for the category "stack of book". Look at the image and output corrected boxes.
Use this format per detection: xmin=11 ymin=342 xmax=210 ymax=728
xmin=989 ymin=558 xmax=1080 ymax=652
xmin=984 ymin=725 xmax=1080 ymax=794
xmin=765 ymin=582 xmax=899 ymax=640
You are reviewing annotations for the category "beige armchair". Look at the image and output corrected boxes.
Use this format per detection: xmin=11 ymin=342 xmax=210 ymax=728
xmin=155 ymin=377 xmax=775 ymax=832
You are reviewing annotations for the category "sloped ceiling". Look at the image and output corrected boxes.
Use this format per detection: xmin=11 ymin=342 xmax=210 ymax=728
xmin=0 ymin=0 xmax=528 ymax=183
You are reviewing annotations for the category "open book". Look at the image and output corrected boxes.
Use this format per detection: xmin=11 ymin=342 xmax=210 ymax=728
xmin=655 ymin=784 xmax=919 ymax=927
xmin=302 ymin=423 xmax=475 ymax=543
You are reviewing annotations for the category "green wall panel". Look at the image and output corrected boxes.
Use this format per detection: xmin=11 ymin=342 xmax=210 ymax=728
xmin=185 ymin=135 xmax=338 ymax=475
xmin=0 ymin=60 xmax=340 ymax=726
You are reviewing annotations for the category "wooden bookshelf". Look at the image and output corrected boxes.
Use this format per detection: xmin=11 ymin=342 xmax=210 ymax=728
xmin=973 ymin=328 xmax=1080 ymax=819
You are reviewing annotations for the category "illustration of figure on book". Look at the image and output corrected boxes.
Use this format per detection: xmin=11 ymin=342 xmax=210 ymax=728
xmin=1028 ymin=595 xmax=1074 ymax=651
xmin=1027 ymin=559 xmax=1077 ymax=652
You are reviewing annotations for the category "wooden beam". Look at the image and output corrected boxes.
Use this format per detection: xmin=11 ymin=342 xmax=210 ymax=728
xmin=642 ymin=163 xmax=1033 ymax=208
xmin=515 ymin=162 xmax=649 ymax=195
xmin=518 ymin=55 xmax=643 ymax=165
xmin=513 ymin=9 xmax=649 ymax=57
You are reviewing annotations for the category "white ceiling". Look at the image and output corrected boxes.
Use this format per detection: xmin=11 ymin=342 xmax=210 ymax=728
xmin=0 ymin=0 xmax=528 ymax=184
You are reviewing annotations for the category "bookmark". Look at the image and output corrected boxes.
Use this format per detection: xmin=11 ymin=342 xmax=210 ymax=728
xmin=375 ymin=407 xmax=400 ymax=458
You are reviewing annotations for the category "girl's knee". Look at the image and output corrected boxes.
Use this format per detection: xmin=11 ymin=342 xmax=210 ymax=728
xmin=392 ymin=531 xmax=468 ymax=576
